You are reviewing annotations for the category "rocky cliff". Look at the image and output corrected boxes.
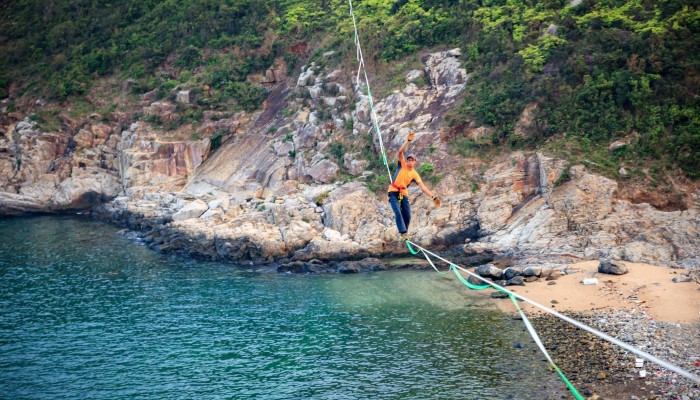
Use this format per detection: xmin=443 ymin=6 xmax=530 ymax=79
xmin=1 ymin=49 xmax=698 ymax=276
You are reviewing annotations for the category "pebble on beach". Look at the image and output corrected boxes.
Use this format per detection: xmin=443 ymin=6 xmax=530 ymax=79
xmin=530 ymin=310 xmax=700 ymax=400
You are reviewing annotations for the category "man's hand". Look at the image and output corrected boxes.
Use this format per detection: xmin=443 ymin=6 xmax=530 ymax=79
xmin=407 ymin=132 xmax=415 ymax=142
xmin=433 ymin=196 xmax=441 ymax=207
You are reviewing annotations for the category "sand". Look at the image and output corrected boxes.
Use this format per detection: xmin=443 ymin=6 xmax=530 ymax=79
xmin=488 ymin=261 xmax=700 ymax=323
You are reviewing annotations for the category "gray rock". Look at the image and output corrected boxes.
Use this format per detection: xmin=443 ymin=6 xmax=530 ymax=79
xmin=672 ymin=275 xmax=693 ymax=283
xmin=405 ymin=70 xmax=425 ymax=83
xmin=506 ymin=276 xmax=525 ymax=286
xmin=176 ymin=90 xmax=192 ymax=104
xmin=504 ymin=267 xmax=522 ymax=280
xmin=598 ymin=259 xmax=629 ymax=275
xmin=468 ymin=275 xmax=488 ymax=286
xmin=609 ymin=139 xmax=628 ymax=151
xmin=142 ymin=89 xmax=158 ymax=102
xmin=172 ymin=199 xmax=208 ymax=221
xmin=447 ymin=48 xmax=461 ymax=57
xmin=306 ymin=159 xmax=339 ymax=184
xmin=346 ymin=159 xmax=368 ymax=176
xmin=546 ymin=270 xmax=562 ymax=281
xmin=523 ymin=266 xmax=542 ymax=277
xmin=15 ymin=119 xmax=37 ymax=133
xmin=297 ymin=64 xmax=315 ymax=87
xmin=476 ymin=264 xmax=503 ymax=279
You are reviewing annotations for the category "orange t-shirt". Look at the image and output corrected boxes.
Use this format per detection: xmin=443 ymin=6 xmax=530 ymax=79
xmin=387 ymin=159 xmax=422 ymax=196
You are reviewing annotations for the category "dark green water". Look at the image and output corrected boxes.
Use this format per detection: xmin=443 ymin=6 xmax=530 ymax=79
xmin=0 ymin=216 xmax=560 ymax=399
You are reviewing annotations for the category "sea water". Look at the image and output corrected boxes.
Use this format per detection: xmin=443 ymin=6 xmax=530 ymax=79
xmin=0 ymin=216 xmax=561 ymax=399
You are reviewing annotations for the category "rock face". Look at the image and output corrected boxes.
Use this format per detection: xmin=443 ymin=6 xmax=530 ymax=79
xmin=0 ymin=115 xmax=212 ymax=214
xmin=0 ymin=118 xmax=121 ymax=213
xmin=2 ymin=49 xmax=699 ymax=278
xmin=469 ymin=160 xmax=700 ymax=269
xmin=117 ymin=122 xmax=210 ymax=189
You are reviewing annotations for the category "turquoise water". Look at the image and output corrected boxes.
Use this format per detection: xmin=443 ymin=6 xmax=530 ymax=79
xmin=0 ymin=216 xmax=559 ymax=399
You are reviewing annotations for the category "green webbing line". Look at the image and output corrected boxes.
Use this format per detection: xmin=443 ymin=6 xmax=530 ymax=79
xmin=450 ymin=264 xmax=491 ymax=290
xmin=405 ymin=241 xmax=420 ymax=255
xmin=506 ymin=293 xmax=585 ymax=400
xmin=348 ymin=0 xmax=394 ymax=182
xmin=406 ymin=241 xmax=451 ymax=275
xmin=352 ymin=2 xmax=585 ymax=397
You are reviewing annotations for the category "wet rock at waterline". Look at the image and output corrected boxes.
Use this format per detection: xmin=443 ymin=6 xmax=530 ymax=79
xmin=1 ymin=49 xmax=699 ymax=280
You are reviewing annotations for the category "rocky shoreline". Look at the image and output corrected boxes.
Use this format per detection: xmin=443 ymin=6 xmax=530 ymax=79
xmin=3 ymin=42 xmax=699 ymax=400
xmin=531 ymin=310 xmax=700 ymax=400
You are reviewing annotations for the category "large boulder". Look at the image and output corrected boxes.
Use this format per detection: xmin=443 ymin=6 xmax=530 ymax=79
xmin=343 ymin=152 xmax=368 ymax=176
xmin=306 ymin=159 xmax=339 ymax=184
xmin=321 ymin=182 xmax=386 ymax=245
xmin=172 ymin=200 xmax=208 ymax=221
xmin=476 ymin=264 xmax=503 ymax=279
xmin=598 ymin=259 xmax=628 ymax=275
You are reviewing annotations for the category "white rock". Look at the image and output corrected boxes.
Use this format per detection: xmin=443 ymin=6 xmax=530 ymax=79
xmin=172 ymin=200 xmax=208 ymax=221
xmin=323 ymin=229 xmax=343 ymax=241
xmin=447 ymin=48 xmax=462 ymax=57
xmin=176 ymin=90 xmax=192 ymax=104
xmin=297 ymin=65 xmax=315 ymax=87
xmin=405 ymin=70 xmax=425 ymax=83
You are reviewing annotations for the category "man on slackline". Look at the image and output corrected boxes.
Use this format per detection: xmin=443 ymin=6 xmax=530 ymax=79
xmin=387 ymin=132 xmax=441 ymax=241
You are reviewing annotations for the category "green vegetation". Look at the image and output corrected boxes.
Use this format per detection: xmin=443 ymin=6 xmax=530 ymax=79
xmin=456 ymin=0 xmax=700 ymax=179
xmin=210 ymin=130 xmax=225 ymax=151
xmin=0 ymin=0 xmax=697 ymax=180
xmin=329 ymin=141 xmax=344 ymax=161
xmin=418 ymin=162 xmax=442 ymax=185
xmin=314 ymin=191 xmax=329 ymax=206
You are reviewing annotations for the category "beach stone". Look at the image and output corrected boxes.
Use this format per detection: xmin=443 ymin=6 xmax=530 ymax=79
xmin=468 ymin=275 xmax=487 ymax=286
xmin=476 ymin=263 xmax=503 ymax=279
xmin=506 ymin=276 xmax=525 ymax=286
xmin=598 ymin=259 xmax=628 ymax=275
xmin=546 ymin=270 xmax=562 ymax=281
xmin=523 ymin=266 xmax=542 ymax=277
xmin=504 ymin=267 xmax=522 ymax=280
xmin=671 ymin=275 xmax=693 ymax=283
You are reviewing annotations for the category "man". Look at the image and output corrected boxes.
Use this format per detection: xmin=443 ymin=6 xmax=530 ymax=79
xmin=387 ymin=132 xmax=440 ymax=241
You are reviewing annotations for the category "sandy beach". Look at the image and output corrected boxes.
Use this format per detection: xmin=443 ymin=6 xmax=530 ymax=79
xmin=472 ymin=260 xmax=700 ymax=399
xmin=489 ymin=261 xmax=700 ymax=323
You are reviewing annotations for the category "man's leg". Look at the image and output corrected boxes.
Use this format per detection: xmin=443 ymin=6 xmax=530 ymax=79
xmin=400 ymin=196 xmax=411 ymax=231
xmin=388 ymin=193 xmax=407 ymax=234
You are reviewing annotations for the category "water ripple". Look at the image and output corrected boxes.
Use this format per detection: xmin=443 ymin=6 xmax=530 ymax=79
xmin=0 ymin=216 xmax=562 ymax=399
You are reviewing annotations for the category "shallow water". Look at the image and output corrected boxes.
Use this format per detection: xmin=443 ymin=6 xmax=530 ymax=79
xmin=0 ymin=216 xmax=560 ymax=399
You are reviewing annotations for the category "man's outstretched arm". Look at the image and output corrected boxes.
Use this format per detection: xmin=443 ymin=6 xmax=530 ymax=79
xmin=417 ymin=181 xmax=435 ymax=199
xmin=397 ymin=132 xmax=414 ymax=161
xmin=397 ymin=139 xmax=410 ymax=162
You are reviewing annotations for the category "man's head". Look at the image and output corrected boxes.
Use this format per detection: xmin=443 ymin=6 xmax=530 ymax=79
xmin=405 ymin=154 xmax=417 ymax=169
